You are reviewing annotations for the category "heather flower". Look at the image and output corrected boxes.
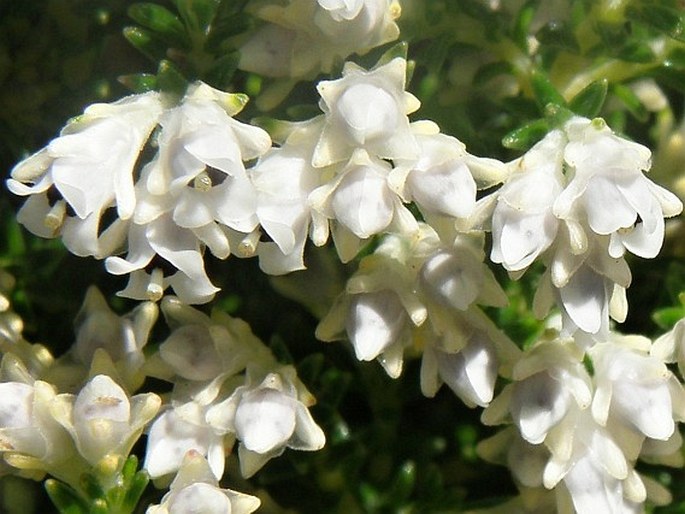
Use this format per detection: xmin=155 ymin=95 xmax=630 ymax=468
xmin=7 ymin=92 xmax=163 ymax=257
xmin=313 ymin=57 xmax=419 ymax=166
xmin=50 ymin=374 xmax=160 ymax=468
xmin=205 ymin=367 xmax=325 ymax=478
xmin=555 ymin=117 xmax=682 ymax=259
xmin=238 ymin=0 xmax=400 ymax=80
xmin=146 ymin=450 xmax=260 ymax=514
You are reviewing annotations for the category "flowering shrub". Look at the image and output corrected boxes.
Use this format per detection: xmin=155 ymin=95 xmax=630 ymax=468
xmin=4 ymin=1 xmax=685 ymax=513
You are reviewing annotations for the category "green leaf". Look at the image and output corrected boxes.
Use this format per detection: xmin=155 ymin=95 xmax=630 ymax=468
xmin=617 ymin=41 xmax=656 ymax=63
xmin=80 ymin=473 xmax=104 ymax=502
xmin=45 ymin=479 xmax=89 ymax=514
xmin=128 ymin=3 xmax=188 ymax=47
xmin=612 ymin=83 xmax=649 ymax=121
xmin=172 ymin=0 xmax=220 ymax=36
xmin=206 ymin=12 xmax=253 ymax=51
xmin=530 ymin=69 xmax=567 ymax=111
xmin=421 ymin=34 xmax=453 ymax=74
xmin=626 ymin=4 xmax=684 ymax=40
xmin=118 ymin=73 xmax=158 ymax=93
xmin=376 ymin=41 xmax=409 ymax=67
xmin=204 ymin=52 xmax=240 ymax=90
xmin=569 ymin=79 xmax=608 ymax=117
xmin=122 ymin=468 xmax=150 ymax=512
xmin=512 ymin=1 xmax=536 ymax=51
xmin=502 ymin=118 xmax=550 ymax=150
xmin=665 ymin=47 xmax=685 ymax=68
xmin=297 ymin=353 xmax=325 ymax=384
xmin=386 ymin=461 xmax=416 ymax=506
xmin=653 ymin=60 xmax=685 ymax=94
xmin=473 ymin=61 xmax=513 ymax=87
xmin=535 ymin=20 xmax=580 ymax=52
xmin=122 ymin=26 xmax=168 ymax=63
xmin=653 ymin=306 xmax=685 ymax=330
xmin=157 ymin=59 xmax=188 ymax=97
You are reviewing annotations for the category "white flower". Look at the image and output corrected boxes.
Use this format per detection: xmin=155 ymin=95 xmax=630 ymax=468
xmin=144 ymin=401 xmax=228 ymax=481
xmin=543 ymin=410 xmax=645 ymax=514
xmin=555 ymin=117 xmax=682 ymax=259
xmin=389 ymin=129 xmax=481 ymax=221
xmin=0 ymin=381 xmax=75 ymax=477
xmin=7 ymin=92 xmax=163 ymax=256
xmin=251 ymin=117 xmax=329 ymax=274
xmin=50 ymin=374 xmax=160 ymax=468
xmin=421 ymin=331 xmax=499 ymax=407
xmin=346 ymin=290 xmax=409 ymax=362
xmin=313 ymin=58 xmax=420 ymax=166
xmin=46 ymin=287 xmax=158 ymax=393
xmin=490 ymin=130 xmax=565 ymax=271
xmin=482 ymin=337 xmax=592 ymax=448
xmin=105 ymin=212 xmax=221 ymax=305
xmin=590 ymin=337 xmax=685 ymax=442
xmin=146 ymin=450 xmax=260 ymax=514
xmin=238 ymin=0 xmax=400 ymax=80
xmin=206 ymin=369 xmax=325 ymax=478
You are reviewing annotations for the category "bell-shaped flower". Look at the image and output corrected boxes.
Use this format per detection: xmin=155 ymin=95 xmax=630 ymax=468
xmin=652 ymin=317 xmax=685 ymax=378
xmin=482 ymin=336 xmax=592 ymax=449
xmin=206 ymin=368 xmax=325 ymax=478
xmin=421 ymin=329 xmax=499 ymax=407
xmin=490 ymin=130 xmax=565 ymax=272
xmin=419 ymin=237 xmax=507 ymax=312
xmin=145 ymin=82 xmax=269 ymax=234
xmin=251 ymin=117 xmax=329 ymax=274
xmin=146 ymin=450 xmax=260 ymax=514
xmin=105 ymin=208 xmax=221 ymax=305
xmin=45 ymin=287 xmax=158 ymax=393
xmin=7 ymin=92 xmax=163 ymax=256
xmin=590 ymin=336 xmax=685 ymax=443
xmin=317 ymin=228 xmax=435 ymax=377
xmin=144 ymin=401 xmax=229 ymax=481
xmin=542 ymin=409 xmax=645 ymax=514
xmin=554 ymin=117 xmax=682 ymax=259
xmin=238 ymin=0 xmax=400 ymax=80
xmin=309 ymin=149 xmax=418 ymax=256
xmin=51 ymin=374 xmax=160 ymax=468
xmin=313 ymin=57 xmax=420 ymax=166
xmin=389 ymin=128 xmax=480 ymax=222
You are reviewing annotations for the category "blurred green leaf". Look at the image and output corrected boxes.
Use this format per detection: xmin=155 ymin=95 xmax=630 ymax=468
xmin=569 ymin=79 xmax=608 ymax=117
xmin=118 ymin=73 xmax=158 ymax=93
xmin=617 ymin=41 xmax=656 ymax=63
xmin=156 ymin=59 xmax=188 ymax=96
xmin=128 ymin=3 xmax=189 ymax=47
xmin=626 ymin=3 xmax=684 ymax=41
xmin=653 ymin=306 xmax=685 ymax=330
xmin=172 ymin=0 xmax=220 ymax=37
xmin=530 ymin=69 xmax=567 ymax=110
xmin=123 ymin=26 xmax=168 ymax=63
xmin=204 ymin=52 xmax=240 ymax=90
xmin=536 ymin=21 xmax=580 ymax=52
xmin=44 ymin=480 xmax=88 ymax=514
xmin=206 ymin=12 xmax=253 ymax=52
xmin=474 ymin=61 xmax=514 ymax=87
xmin=612 ymin=83 xmax=649 ymax=121
xmin=512 ymin=1 xmax=536 ymax=51
xmin=502 ymin=118 xmax=549 ymax=150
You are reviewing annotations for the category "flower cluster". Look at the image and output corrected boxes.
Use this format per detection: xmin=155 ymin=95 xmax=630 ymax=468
xmin=8 ymin=83 xmax=271 ymax=305
xmin=480 ymin=118 xmax=682 ymax=342
xmin=143 ymin=297 xmax=325 ymax=481
xmin=239 ymin=0 xmax=402 ymax=80
xmin=5 ymin=1 xmax=685 ymax=511
xmin=477 ymin=329 xmax=685 ymax=513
